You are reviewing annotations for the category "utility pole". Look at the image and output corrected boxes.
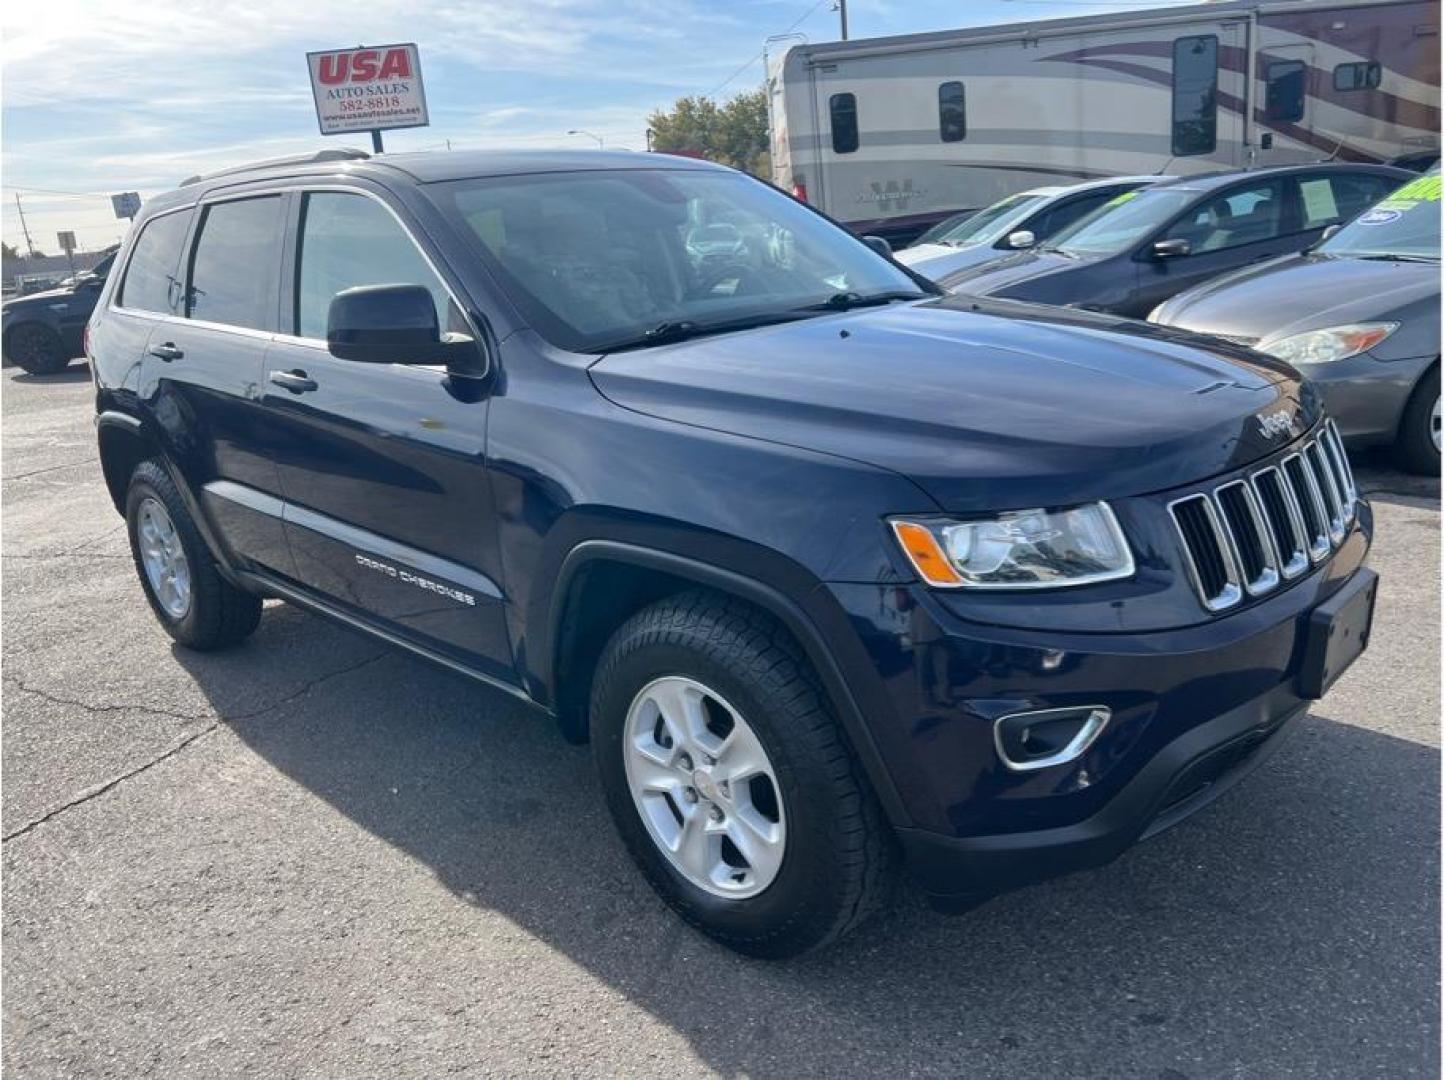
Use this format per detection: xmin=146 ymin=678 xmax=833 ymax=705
xmin=13 ymin=193 xmax=36 ymax=256
xmin=835 ymin=0 xmax=848 ymax=40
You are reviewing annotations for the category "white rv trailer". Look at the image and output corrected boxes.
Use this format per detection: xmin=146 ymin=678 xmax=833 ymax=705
xmin=767 ymin=0 xmax=1441 ymax=243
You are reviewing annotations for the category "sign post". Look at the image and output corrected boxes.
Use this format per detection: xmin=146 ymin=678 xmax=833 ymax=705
xmin=306 ymin=43 xmax=429 ymax=154
xmin=57 ymin=230 xmax=76 ymax=272
xmin=110 ymin=192 xmax=141 ymax=221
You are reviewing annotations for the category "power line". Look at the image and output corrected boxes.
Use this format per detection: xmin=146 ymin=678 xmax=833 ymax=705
xmin=704 ymin=0 xmax=830 ymax=99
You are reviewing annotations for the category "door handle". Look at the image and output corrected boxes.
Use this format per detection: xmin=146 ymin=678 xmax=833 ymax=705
xmin=269 ymin=369 xmax=318 ymax=394
xmin=149 ymin=342 xmax=183 ymax=362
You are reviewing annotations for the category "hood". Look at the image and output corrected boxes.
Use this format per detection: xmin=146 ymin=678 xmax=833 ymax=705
xmin=938 ymin=249 xmax=1094 ymax=300
xmin=4 ymin=283 xmax=82 ymax=309
xmin=896 ymin=242 xmax=1013 ymax=282
xmin=590 ymin=297 xmax=1315 ymax=513
xmin=1150 ymin=253 xmax=1442 ymax=344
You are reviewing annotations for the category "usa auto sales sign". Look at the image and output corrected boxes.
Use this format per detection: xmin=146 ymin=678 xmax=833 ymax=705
xmin=306 ymin=44 xmax=429 ymax=135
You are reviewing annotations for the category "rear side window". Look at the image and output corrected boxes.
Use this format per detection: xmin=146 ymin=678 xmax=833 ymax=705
xmin=830 ymin=93 xmax=859 ymax=154
xmin=295 ymin=192 xmax=453 ymax=340
xmin=118 ymin=211 xmax=190 ymax=314
xmin=1298 ymin=172 xmax=1401 ymax=229
xmin=1265 ymin=60 xmax=1307 ymax=123
xmin=938 ymin=82 xmax=966 ymax=143
xmin=186 ymin=196 xmax=285 ymax=330
xmin=1172 ymin=35 xmax=1218 ymax=157
xmin=1334 ymin=61 xmax=1382 ymax=91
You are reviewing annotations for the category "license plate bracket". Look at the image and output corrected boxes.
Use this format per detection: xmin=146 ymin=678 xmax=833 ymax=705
xmin=1297 ymin=568 xmax=1378 ymax=700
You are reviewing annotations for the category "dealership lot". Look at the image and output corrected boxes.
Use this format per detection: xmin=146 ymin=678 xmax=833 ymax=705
xmin=2 ymin=365 xmax=1438 ymax=1077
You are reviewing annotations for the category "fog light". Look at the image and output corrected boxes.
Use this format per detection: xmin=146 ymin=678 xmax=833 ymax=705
xmin=993 ymin=706 xmax=1111 ymax=772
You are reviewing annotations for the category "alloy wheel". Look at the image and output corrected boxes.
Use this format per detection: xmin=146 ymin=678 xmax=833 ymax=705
xmin=136 ymin=496 xmax=192 ymax=619
xmin=622 ymin=676 xmax=786 ymax=899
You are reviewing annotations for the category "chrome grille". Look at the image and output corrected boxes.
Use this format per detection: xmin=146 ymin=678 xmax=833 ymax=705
xmin=1169 ymin=425 xmax=1357 ymax=612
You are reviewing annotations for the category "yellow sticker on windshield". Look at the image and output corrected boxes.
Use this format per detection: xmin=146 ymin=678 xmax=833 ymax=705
xmin=1374 ymin=174 xmax=1441 ymax=211
xmin=1105 ymin=191 xmax=1139 ymax=208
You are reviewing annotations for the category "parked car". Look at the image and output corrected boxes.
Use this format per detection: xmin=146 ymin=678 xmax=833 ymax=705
xmin=88 ymin=149 xmax=1375 ymax=957
xmin=2 ymin=249 xmax=117 ymax=374
xmin=937 ymin=164 xmax=1410 ymax=318
xmin=897 ymin=176 xmax=1168 ymax=281
xmin=1151 ymin=172 xmax=1440 ymax=474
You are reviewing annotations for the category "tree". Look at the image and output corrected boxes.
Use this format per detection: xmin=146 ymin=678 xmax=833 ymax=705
xmin=648 ymin=88 xmax=771 ymax=178
xmin=2 ymin=242 xmax=19 ymax=262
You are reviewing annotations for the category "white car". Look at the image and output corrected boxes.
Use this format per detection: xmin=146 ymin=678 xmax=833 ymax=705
xmin=898 ymin=176 xmax=1167 ymax=281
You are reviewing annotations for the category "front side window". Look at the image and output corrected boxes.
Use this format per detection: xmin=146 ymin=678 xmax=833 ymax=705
xmin=295 ymin=192 xmax=453 ymax=340
xmin=432 ymin=168 xmax=925 ymax=353
xmin=1172 ymin=35 xmax=1218 ymax=157
xmin=1265 ymin=60 xmax=1307 ymax=123
xmin=1167 ymin=181 xmax=1284 ymax=252
xmin=187 ymin=196 xmax=285 ymax=330
xmin=1030 ymin=189 xmax=1129 ymax=239
xmin=1334 ymin=61 xmax=1382 ymax=91
xmin=938 ymin=82 xmax=966 ymax=143
xmin=830 ymin=93 xmax=859 ymax=154
xmin=118 ymin=211 xmax=191 ymax=314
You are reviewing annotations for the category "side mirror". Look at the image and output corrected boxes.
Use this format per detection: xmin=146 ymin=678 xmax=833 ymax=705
xmin=327 ymin=284 xmax=442 ymax=364
xmin=1004 ymin=229 xmax=1036 ymax=250
xmin=1151 ymin=238 xmax=1192 ymax=259
xmin=861 ymin=235 xmax=893 ymax=257
xmin=1321 ymin=223 xmax=1343 ymax=241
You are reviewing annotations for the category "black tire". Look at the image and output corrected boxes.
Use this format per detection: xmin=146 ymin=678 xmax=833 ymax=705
xmin=125 ymin=460 xmax=263 ymax=650
xmin=1394 ymin=365 xmax=1440 ymax=476
xmin=5 ymin=323 xmax=69 ymax=375
xmin=590 ymin=590 xmax=894 ymax=958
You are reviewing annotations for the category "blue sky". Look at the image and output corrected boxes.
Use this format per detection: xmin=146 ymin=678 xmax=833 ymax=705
xmin=2 ymin=0 xmax=1192 ymax=252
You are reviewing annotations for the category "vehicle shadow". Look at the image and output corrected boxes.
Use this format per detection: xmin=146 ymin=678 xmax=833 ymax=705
xmin=174 ymin=605 xmax=1441 ymax=1076
xmin=5 ymin=364 xmax=91 ymax=385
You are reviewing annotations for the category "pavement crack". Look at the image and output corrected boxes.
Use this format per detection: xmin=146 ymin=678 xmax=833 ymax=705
xmin=227 ymin=652 xmax=390 ymax=722
xmin=2 ymin=676 xmax=210 ymax=725
xmin=2 ymin=723 xmax=221 ymax=843
xmin=1 ymin=456 xmax=98 ymax=483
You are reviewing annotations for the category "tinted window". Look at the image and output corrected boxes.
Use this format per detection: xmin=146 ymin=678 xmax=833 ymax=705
xmin=118 ymin=211 xmax=190 ymax=314
xmin=435 ymin=169 xmax=924 ymax=353
xmin=1265 ymin=60 xmax=1306 ymax=123
xmin=1297 ymin=173 xmax=1397 ymax=229
xmin=1172 ymin=36 xmax=1218 ymax=157
xmin=1334 ymin=61 xmax=1382 ymax=91
xmin=830 ymin=93 xmax=859 ymax=154
xmin=1031 ymin=190 xmax=1124 ymax=238
xmin=1052 ymin=188 xmax=1197 ymax=257
xmin=296 ymin=192 xmax=453 ymax=340
xmin=1168 ymin=181 xmax=1284 ymax=252
xmin=187 ymin=197 xmax=284 ymax=330
xmin=938 ymin=82 xmax=966 ymax=143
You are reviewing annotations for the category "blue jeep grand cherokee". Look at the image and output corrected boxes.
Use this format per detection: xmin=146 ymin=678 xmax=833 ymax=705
xmin=87 ymin=149 xmax=1376 ymax=957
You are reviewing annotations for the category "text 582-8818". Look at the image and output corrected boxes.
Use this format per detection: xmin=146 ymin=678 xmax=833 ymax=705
xmin=339 ymin=97 xmax=402 ymax=112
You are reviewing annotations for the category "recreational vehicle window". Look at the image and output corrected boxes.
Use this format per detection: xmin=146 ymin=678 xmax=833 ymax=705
xmin=938 ymin=82 xmax=966 ymax=143
xmin=1171 ymin=35 xmax=1218 ymax=157
xmin=1334 ymin=62 xmax=1383 ymax=92
xmin=830 ymin=93 xmax=859 ymax=154
xmin=1266 ymin=61 xmax=1307 ymax=123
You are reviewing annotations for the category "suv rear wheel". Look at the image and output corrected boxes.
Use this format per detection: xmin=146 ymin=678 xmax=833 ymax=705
xmin=6 ymin=324 xmax=69 ymax=375
xmin=590 ymin=591 xmax=892 ymax=957
xmin=125 ymin=461 xmax=263 ymax=650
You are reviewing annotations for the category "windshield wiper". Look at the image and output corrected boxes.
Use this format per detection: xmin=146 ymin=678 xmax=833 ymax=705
xmin=795 ymin=290 xmax=927 ymax=312
xmin=594 ymin=311 xmax=813 ymax=354
xmin=1355 ymin=253 xmax=1439 ymax=264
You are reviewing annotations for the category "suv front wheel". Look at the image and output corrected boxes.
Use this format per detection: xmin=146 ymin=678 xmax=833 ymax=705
xmin=590 ymin=591 xmax=893 ymax=957
xmin=125 ymin=460 xmax=263 ymax=650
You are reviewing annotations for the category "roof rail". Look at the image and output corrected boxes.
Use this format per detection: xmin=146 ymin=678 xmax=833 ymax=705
xmin=180 ymin=148 xmax=370 ymax=187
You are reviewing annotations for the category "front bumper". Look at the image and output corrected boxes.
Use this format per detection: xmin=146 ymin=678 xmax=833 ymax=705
xmin=1300 ymin=352 xmax=1435 ymax=445
xmin=823 ymin=504 xmax=1373 ymax=903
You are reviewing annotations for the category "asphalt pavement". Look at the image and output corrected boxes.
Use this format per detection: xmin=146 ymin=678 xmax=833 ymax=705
xmin=2 ymin=362 xmax=1438 ymax=1078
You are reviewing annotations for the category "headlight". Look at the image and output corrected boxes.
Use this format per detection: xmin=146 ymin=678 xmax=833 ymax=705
xmin=1258 ymin=322 xmax=1397 ymax=365
xmin=891 ymin=502 xmax=1134 ymax=589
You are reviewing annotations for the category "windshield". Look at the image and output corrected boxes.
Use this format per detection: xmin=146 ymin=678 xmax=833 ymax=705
xmin=433 ymin=169 xmax=928 ymax=352
xmin=1319 ymin=173 xmax=1440 ymax=261
xmin=927 ymin=194 xmax=1048 ymax=247
xmin=1051 ymin=189 xmax=1197 ymax=257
